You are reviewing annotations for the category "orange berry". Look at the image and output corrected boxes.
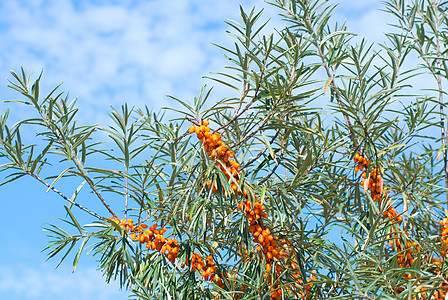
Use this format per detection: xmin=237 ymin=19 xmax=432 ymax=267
xmin=189 ymin=125 xmax=195 ymax=133
xmin=266 ymin=263 xmax=271 ymax=273
xmin=218 ymin=147 xmax=226 ymax=156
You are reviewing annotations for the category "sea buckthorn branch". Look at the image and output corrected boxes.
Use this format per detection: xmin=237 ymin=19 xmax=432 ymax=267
xmin=231 ymin=104 xmax=287 ymax=152
xmin=110 ymin=217 xmax=180 ymax=263
xmin=0 ymin=116 xmax=98 ymax=220
xmin=35 ymin=104 xmax=116 ymax=217
xmin=0 ymin=129 xmax=103 ymax=220
xmin=258 ymin=154 xmax=283 ymax=185
xmin=352 ymin=151 xmax=448 ymax=297
xmin=0 ymin=74 xmax=116 ymax=217
xmin=189 ymin=120 xmax=314 ymax=300
xmin=353 ymin=152 xmax=415 ymax=264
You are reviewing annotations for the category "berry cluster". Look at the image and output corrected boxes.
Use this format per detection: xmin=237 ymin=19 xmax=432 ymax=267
xmin=353 ymin=152 xmax=371 ymax=172
xmin=189 ymin=121 xmax=240 ymax=195
xmin=355 ymin=153 xmax=402 ymax=225
xmin=430 ymin=219 xmax=448 ymax=300
xmin=440 ymin=218 xmax=448 ymax=257
xmin=354 ymin=153 xmax=397 ymax=223
xmin=395 ymin=234 xmax=419 ymax=269
xmin=110 ymin=217 xmax=225 ymax=287
xmin=355 ymin=152 xmax=389 ymax=204
xmin=422 ymin=218 xmax=448 ymax=299
xmin=382 ymin=207 xmax=419 ymax=272
xmin=240 ymin=199 xmax=282 ymax=266
xmin=289 ymin=261 xmax=315 ymax=299
xmin=241 ymin=196 xmax=284 ymax=300
xmin=380 ymin=203 xmax=418 ymax=271
xmin=182 ymin=253 xmax=224 ymax=288
xmin=110 ymin=217 xmax=180 ymax=263
xmin=353 ymin=153 xmax=417 ymax=266
xmin=361 ymin=168 xmax=389 ymax=203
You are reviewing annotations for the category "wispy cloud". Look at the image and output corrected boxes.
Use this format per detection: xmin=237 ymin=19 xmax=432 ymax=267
xmin=0 ymin=263 xmax=127 ymax=300
xmin=332 ymin=0 xmax=390 ymax=44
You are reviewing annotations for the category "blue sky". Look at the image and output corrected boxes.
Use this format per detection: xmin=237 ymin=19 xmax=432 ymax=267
xmin=0 ymin=0 xmax=388 ymax=299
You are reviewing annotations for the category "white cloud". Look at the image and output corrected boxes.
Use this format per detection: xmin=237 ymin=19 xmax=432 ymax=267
xmin=0 ymin=0 xmax=266 ymax=125
xmin=0 ymin=263 xmax=127 ymax=300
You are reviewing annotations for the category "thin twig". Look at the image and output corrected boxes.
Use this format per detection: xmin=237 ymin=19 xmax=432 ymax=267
xmin=242 ymin=130 xmax=281 ymax=169
xmin=233 ymin=114 xmax=271 ymax=150
xmin=70 ymin=154 xmax=116 ymax=217
xmin=26 ymin=171 xmax=104 ymax=220
xmin=259 ymin=155 xmax=283 ymax=185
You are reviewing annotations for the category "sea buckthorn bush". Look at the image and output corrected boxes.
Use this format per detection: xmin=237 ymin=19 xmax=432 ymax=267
xmin=2 ymin=0 xmax=448 ymax=299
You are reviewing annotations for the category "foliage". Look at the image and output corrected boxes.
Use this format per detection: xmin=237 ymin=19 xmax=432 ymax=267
xmin=2 ymin=0 xmax=448 ymax=299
